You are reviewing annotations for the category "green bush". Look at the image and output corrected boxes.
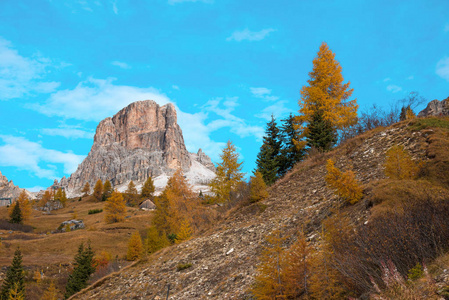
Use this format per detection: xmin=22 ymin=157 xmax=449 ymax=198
xmin=88 ymin=208 xmax=103 ymax=215
xmin=407 ymin=263 xmax=424 ymax=281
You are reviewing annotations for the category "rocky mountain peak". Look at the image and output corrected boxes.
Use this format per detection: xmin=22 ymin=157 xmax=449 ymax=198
xmin=0 ymin=170 xmax=30 ymax=200
xmin=58 ymin=100 xmax=215 ymax=196
xmin=418 ymin=96 xmax=449 ymax=117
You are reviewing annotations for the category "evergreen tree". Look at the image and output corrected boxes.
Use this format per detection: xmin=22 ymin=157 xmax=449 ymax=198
xmin=256 ymin=116 xmax=282 ymax=185
xmin=92 ymin=180 xmax=103 ymax=202
xmin=9 ymin=202 xmax=22 ymax=224
xmin=250 ymin=171 xmax=269 ymax=203
xmin=278 ymin=114 xmax=305 ymax=176
xmin=141 ymin=176 xmax=155 ymax=199
xmin=306 ymin=110 xmax=337 ymax=152
xmin=64 ymin=242 xmax=95 ymax=299
xmin=81 ymin=182 xmax=90 ymax=197
xmin=9 ymin=190 xmax=31 ymax=222
xmin=126 ymin=231 xmax=144 ymax=261
xmin=297 ymin=42 xmax=358 ymax=152
xmin=0 ymin=247 xmax=25 ymax=300
xmin=102 ymin=180 xmax=113 ymax=201
xmin=210 ymin=141 xmax=244 ymax=203
xmin=104 ymin=191 xmax=126 ymax=224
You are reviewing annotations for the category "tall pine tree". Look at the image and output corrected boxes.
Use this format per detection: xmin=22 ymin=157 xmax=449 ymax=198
xmin=256 ymin=115 xmax=282 ymax=185
xmin=297 ymin=42 xmax=358 ymax=152
xmin=0 ymin=247 xmax=25 ymax=300
xmin=141 ymin=176 xmax=155 ymax=199
xmin=278 ymin=114 xmax=305 ymax=176
xmin=64 ymin=242 xmax=95 ymax=299
xmin=9 ymin=202 xmax=23 ymax=224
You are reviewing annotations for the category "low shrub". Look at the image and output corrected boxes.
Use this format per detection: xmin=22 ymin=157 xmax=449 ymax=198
xmin=176 ymin=263 xmax=192 ymax=271
xmin=88 ymin=208 xmax=103 ymax=215
xmin=0 ymin=219 xmax=33 ymax=232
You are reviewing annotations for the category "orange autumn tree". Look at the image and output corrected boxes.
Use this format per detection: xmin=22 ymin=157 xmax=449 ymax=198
xmin=296 ymin=42 xmax=358 ymax=152
xmin=153 ymin=169 xmax=197 ymax=240
xmin=126 ymin=231 xmax=144 ymax=261
xmin=325 ymin=159 xmax=363 ymax=204
xmin=384 ymin=145 xmax=420 ymax=180
xmin=104 ymin=191 xmax=126 ymax=223
xmin=9 ymin=190 xmax=32 ymax=221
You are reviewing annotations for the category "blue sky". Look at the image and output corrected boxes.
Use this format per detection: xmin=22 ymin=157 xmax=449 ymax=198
xmin=0 ymin=0 xmax=448 ymax=191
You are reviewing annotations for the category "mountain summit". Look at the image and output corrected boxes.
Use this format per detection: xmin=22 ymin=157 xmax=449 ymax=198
xmin=56 ymin=100 xmax=215 ymax=195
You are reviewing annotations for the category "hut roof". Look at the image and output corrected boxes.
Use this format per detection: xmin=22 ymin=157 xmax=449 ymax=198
xmin=139 ymin=199 xmax=156 ymax=210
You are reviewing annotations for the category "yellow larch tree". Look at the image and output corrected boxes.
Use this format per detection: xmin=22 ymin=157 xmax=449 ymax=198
xmin=126 ymin=231 xmax=144 ymax=261
xmin=9 ymin=190 xmax=31 ymax=221
xmin=93 ymin=179 xmax=103 ymax=202
xmin=175 ymin=218 xmax=192 ymax=244
xmin=296 ymin=42 xmax=358 ymax=151
xmin=209 ymin=140 xmax=244 ymax=203
xmin=250 ymin=171 xmax=269 ymax=203
xmin=325 ymin=159 xmax=363 ymax=204
xmin=384 ymin=145 xmax=420 ymax=180
xmin=104 ymin=190 xmax=126 ymax=223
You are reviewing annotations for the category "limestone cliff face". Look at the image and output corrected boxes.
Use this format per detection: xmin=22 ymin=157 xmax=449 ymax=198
xmin=61 ymin=100 xmax=214 ymax=195
xmin=0 ymin=171 xmax=27 ymax=200
xmin=418 ymin=96 xmax=449 ymax=117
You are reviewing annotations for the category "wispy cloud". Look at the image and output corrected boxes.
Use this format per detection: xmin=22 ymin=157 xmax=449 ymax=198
xmin=0 ymin=135 xmax=84 ymax=179
xmin=0 ymin=37 xmax=60 ymax=100
xmin=202 ymin=97 xmax=264 ymax=140
xmin=226 ymin=28 xmax=275 ymax=42
xmin=168 ymin=0 xmax=213 ymax=5
xmin=383 ymin=77 xmax=391 ymax=82
xmin=255 ymin=101 xmax=291 ymax=121
xmin=172 ymin=85 xmax=180 ymax=90
xmin=445 ymin=23 xmax=449 ymax=32
xmin=111 ymin=61 xmax=131 ymax=69
xmin=436 ymin=57 xmax=449 ymax=81
xmin=31 ymin=77 xmax=171 ymax=121
xmin=386 ymin=84 xmax=402 ymax=93
xmin=250 ymin=87 xmax=279 ymax=101
xmin=406 ymin=75 xmax=414 ymax=80
xmin=112 ymin=1 xmax=118 ymax=14
xmin=41 ymin=127 xmax=95 ymax=139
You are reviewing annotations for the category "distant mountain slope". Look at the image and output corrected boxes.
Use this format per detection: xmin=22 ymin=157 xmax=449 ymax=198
xmin=70 ymin=118 xmax=439 ymax=299
xmin=0 ymin=170 xmax=33 ymax=201
xmin=54 ymin=100 xmax=215 ymax=196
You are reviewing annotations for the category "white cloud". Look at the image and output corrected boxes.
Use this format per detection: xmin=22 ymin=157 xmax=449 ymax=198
xmin=202 ymin=97 xmax=264 ymax=140
xmin=172 ymin=85 xmax=180 ymax=90
xmin=32 ymin=77 xmax=171 ymax=121
xmin=383 ymin=77 xmax=391 ymax=82
xmin=445 ymin=24 xmax=449 ymax=32
xmin=168 ymin=0 xmax=213 ymax=4
xmin=0 ymin=37 xmax=60 ymax=100
xmin=41 ymin=128 xmax=95 ymax=139
xmin=0 ymin=135 xmax=85 ymax=179
xmin=406 ymin=75 xmax=414 ymax=80
xmin=112 ymin=1 xmax=118 ymax=14
xmin=386 ymin=84 xmax=402 ymax=93
xmin=255 ymin=100 xmax=291 ymax=121
xmin=226 ymin=28 xmax=275 ymax=42
xmin=250 ymin=87 xmax=279 ymax=101
xmin=111 ymin=61 xmax=131 ymax=69
xmin=436 ymin=57 xmax=449 ymax=81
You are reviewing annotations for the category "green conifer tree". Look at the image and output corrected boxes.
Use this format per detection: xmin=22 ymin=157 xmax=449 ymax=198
xmin=278 ymin=114 xmax=305 ymax=176
xmin=0 ymin=247 xmax=25 ymax=300
xmin=141 ymin=176 xmax=155 ymax=199
xmin=256 ymin=116 xmax=282 ymax=185
xmin=9 ymin=202 xmax=23 ymax=224
xmin=64 ymin=242 xmax=95 ymax=299
xmin=306 ymin=110 xmax=337 ymax=152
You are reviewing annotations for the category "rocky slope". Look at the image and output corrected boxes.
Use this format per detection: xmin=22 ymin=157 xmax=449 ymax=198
xmin=55 ymin=100 xmax=215 ymax=196
xmin=71 ymin=120 xmax=434 ymax=299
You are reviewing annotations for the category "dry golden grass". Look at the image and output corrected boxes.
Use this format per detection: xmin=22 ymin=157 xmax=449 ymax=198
xmin=0 ymin=197 xmax=153 ymax=267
